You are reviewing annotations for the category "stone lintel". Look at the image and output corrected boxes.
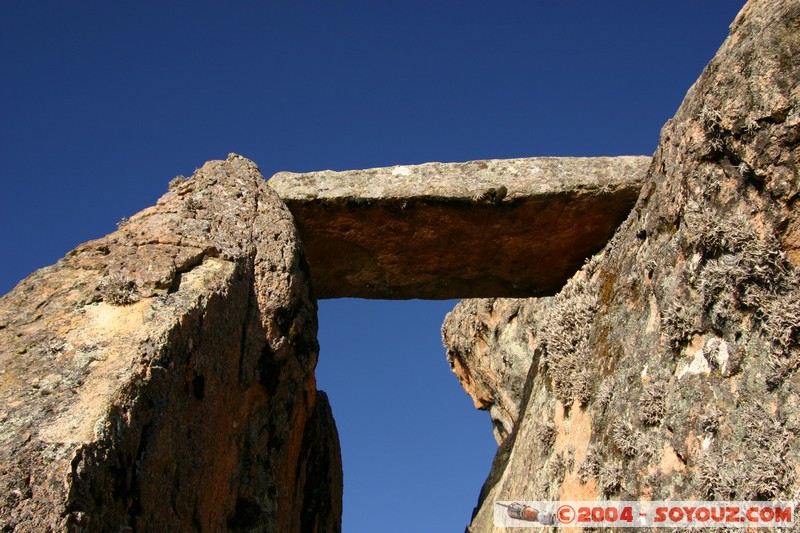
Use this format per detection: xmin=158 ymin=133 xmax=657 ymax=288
xmin=269 ymin=156 xmax=650 ymax=299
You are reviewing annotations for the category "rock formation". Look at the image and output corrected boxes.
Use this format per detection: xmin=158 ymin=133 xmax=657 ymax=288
xmin=2 ymin=0 xmax=797 ymax=531
xmin=0 ymin=154 xmax=648 ymax=533
xmin=270 ymin=156 xmax=648 ymax=299
xmin=444 ymin=0 xmax=800 ymax=530
xmin=0 ymin=155 xmax=341 ymax=532
xmin=443 ymin=298 xmax=549 ymax=446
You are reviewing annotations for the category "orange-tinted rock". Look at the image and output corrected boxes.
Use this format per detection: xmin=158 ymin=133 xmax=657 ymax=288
xmin=451 ymin=2 xmax=800 ymax=530
xmin=270 ymin=156 xmax=648 ymax=299
xmin=443 ymin=297 xmax=551 ymax=445
xmin=0 ymin=155 xmax=341 ymax=532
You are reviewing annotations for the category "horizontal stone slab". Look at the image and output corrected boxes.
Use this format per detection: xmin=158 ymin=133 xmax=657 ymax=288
xmin=269 ymin=156 xmax=650 ymax=299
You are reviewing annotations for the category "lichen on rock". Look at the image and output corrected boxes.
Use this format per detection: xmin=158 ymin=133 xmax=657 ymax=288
xmin=0 ymin=154 xmax=341 ymax=532
xmin=448 ymin=1 xmax=800 ymax=530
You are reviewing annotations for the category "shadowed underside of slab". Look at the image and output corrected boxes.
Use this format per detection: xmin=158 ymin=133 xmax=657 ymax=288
xmin=269 ymin=156 xmax=650 ymax=299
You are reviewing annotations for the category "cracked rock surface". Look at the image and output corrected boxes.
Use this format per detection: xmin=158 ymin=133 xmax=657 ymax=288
xmin=0 ymin=154 xmax=341 ymax=532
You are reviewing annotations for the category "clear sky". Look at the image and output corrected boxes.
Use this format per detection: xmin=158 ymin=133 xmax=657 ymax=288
xmin=1 ymin=2 xmax=746 ymax=531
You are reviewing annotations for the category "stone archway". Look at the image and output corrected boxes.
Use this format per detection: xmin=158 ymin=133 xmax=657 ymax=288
xmin=0 ymin=153 xmax=646 ymax=532
xmin=3 ymin=4 xmax=800 ymax=526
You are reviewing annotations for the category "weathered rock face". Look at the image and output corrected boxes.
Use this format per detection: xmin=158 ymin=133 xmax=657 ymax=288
xmin=445 ymin=0 xmax=800 ymax=530
xmin=0 ymin=155 xmax=342 ymax=532
xmin=270 ymin=156 xmax=648 ymax=299
xmin=3 ymin=1 xmax=797 ymax=531
xmin=442 ymin=297 xmax=551 ymax=445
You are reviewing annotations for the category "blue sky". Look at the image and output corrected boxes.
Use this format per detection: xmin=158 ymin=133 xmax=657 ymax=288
xmin=1 ymin=2 xmax=745 ymax=531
